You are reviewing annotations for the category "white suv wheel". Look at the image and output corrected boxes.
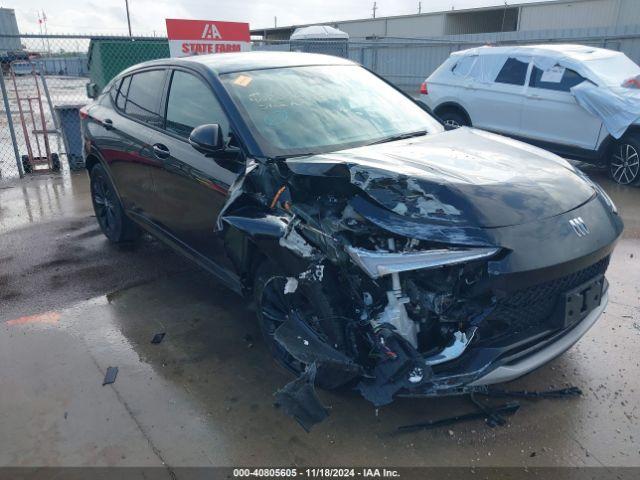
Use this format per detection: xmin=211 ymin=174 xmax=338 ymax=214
xmin=610 ymin=142 xmax=640 ymax=185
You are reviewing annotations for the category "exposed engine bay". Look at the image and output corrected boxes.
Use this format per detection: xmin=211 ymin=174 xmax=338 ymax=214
xmin=217 ymin=132 xmax=621 ymax=431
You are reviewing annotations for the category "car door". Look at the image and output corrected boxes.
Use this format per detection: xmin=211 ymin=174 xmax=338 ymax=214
xmin=520 ymin=64 xmax=603 ymax=151
xmin=464 ymin=55 xmax=529 ymax=137
xmin=149 ymin=68 xmax=243 ymax=271
xmin=101 ymin=69 xmax=167 ymax=219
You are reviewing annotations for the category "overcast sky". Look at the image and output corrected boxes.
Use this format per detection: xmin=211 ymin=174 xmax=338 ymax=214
xmin=4 ymin=0 xmax=554 ymax=36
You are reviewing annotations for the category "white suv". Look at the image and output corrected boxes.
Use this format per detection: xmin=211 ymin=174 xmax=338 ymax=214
xmin=421 ymin=44 xmax=640 ymax=185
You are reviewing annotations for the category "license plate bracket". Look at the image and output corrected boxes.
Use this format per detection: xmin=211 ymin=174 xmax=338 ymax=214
xmin=560 ymin=274 xmax=605 ymax=329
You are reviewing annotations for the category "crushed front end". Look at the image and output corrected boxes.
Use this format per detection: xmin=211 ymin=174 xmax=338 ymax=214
xmin=218 ymin=143 xmax=623 ymax=430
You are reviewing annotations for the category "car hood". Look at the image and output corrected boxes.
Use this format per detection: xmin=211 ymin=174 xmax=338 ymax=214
xmin=285 ymin=127 xmax=595 ymax=228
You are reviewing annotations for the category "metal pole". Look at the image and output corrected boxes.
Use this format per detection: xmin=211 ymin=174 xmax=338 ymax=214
xmin=0 ymin=72 xmax=24 ymax=178
xmin=125 ymin=0 xmax=132 ymax=37
xmin=39 ymin=66 xmax=59 ymax=131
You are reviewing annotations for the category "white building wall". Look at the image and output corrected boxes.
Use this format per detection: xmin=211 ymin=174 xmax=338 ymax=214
xmin=385 ymin=15 xmax=445 ymax=38
xmin=335 ymin=19 xmax=387 ymax=38
xmin=617 ymin=0 xmax=640 ymax=27
xmin=519 ymin=0 xmax=619 ymax=31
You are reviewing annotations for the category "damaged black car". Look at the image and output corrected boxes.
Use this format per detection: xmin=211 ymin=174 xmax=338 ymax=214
xmin=81 ymin=52 xmax=623 ymax=429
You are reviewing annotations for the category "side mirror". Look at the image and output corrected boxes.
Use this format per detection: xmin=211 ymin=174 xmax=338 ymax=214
xmin=189 ymin=124 xmax=224 ymax=154
xmin=86 ymin=82 xmax=99 ymax=99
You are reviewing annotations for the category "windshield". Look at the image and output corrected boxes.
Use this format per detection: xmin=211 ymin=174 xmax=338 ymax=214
xmin=220 ymin=65 xmax=442 ymax=157
xmin=585 ymin=53 xmax=640 ymax=86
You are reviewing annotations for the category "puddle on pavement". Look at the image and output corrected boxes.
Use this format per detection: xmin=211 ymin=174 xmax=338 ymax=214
xmin=0 ymin=172 xmax=90 ymax=233
xmin=22 ymin=268 xmax=636 ymax=466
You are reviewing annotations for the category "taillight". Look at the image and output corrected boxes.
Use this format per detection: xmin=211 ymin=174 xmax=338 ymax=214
xmin=79 ymin=107 xmax=89 ymax=120
xmin=420 ymin=82 xmax=428 ymax=95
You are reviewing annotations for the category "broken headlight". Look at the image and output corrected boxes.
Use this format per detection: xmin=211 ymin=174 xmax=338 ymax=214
xmin=345 ymin=245 xmax=500 ymax=279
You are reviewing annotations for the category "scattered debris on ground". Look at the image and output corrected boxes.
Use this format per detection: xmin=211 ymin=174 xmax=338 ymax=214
xmin=102 ymin=366 xmax=118 ymax=386
xmin=151 ymin=332 xmax=166 ymax=344
xmin=396 ymin=386 xmax=582 ymax=434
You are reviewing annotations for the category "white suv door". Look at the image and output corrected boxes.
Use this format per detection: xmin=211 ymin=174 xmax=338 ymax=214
xmin=519 ymin=63 xmax=603 ymax=151
xmin=464 ymin=55 xmax=530 ymax=137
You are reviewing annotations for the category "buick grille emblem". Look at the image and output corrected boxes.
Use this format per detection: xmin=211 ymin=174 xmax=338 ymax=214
xmin=569 ymin=217 xmax=590 ymax=237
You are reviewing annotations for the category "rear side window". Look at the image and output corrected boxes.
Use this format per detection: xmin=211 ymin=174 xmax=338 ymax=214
xmin=124 ymin=70 xmax=165 ymax=126
xmin=109 ymin=78 xmax=120 ymax=104
xmin=529 ymin=66 xmax=586 ymax=92
xmin=165 ymin=70 xmax=229 ymax=138
xmin=495 ymin=57 xmax=529 ymax=85
xmin=115 ymin=76 xmax=131 ymax=111
xmin=452 ymin=56 xmax=477 ymax=77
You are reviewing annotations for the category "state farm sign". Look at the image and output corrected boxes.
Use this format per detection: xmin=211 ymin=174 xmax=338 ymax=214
xmin=165 ymin=19 xmax=251 ymax=58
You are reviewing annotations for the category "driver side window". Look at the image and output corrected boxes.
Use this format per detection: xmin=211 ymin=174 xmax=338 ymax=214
xmin=165 ymin=70 xmax=229 ymax=139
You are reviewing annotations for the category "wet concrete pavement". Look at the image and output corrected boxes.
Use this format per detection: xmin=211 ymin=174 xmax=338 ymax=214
xmin=0 ymin=168 xmax=639 ymax=469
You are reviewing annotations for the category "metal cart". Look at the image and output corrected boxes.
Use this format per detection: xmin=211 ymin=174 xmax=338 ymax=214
xmin=9 ymin=60 xmax=60 ymax=174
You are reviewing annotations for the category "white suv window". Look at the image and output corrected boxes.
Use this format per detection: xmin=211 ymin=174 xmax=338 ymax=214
xmin=452 ymin=56 xmax=477 ymax=77
xmin=529 ymin=66 xmax=586 ymax=92
xmin=495 ymin=57 xmax=529 ymax=86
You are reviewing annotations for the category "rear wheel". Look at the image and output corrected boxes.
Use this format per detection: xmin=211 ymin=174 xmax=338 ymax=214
xmin=21 ymin=155 xmax=32 ymax=174
xmin=51 ymin=153 xmax=61 ymax=172
xmin=90 ymin=163 xmax=141 ymax=243
xmin=437 ymin=108 xmax=470 ymax=130
xmin=609 ymin=135 xmax=640 ymax=185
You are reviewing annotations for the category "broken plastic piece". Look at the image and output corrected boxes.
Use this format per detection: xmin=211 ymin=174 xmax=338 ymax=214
xmin=274 ymin=363 xmax=329 ymax=432
xmin=102 ymin=366 xmax=118 ymax=386
xmin=482 ymin=385 xmax=582 ymax=399
xmin=284 ymin=278 xmax=299 ymax=294
xmin=357 ymin=329 xmax=432 ymax=407
xmin=424 ymin=327 xmax=477 ymax=366
xmin=470 ymin=393 xmax=509 ymax=428
xmin=397 ymin=401 xmax=520 ymax=433
xmin=151 ymin=332 xmax=166 ymax=344
xmin=274 ymin=311 xmax=358 ymax=370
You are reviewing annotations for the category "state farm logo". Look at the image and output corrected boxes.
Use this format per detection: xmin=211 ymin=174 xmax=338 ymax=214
xmin=201 ymin=23 xmax=222 ymax=40
xmin=166 ymin=19 xmax=251 ymax=58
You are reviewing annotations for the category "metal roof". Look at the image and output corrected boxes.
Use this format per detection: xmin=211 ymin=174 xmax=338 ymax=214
xmin=250 ymin=0 xmax=597 ymax=35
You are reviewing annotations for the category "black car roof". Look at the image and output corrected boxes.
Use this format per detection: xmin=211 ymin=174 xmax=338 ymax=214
xmin=123 ymin=51 xmax=355 ymax=76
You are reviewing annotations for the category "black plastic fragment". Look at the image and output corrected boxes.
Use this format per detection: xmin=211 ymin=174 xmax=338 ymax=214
xmin=102 ymin=366 xmax=118 ymax=386
xmin=482 ymin=386 xmax=583 ymax=399
xmin=150 ymin=332 xmax=166 ymax=344
xmin=356 ymin=329 xmax=432 ymax=407
xmin=273 ymin=310 xmax=361 ymax=389
xmin=274 ymin=363 xmax=329 ymax=432
xmin=470 ymin=393 xmax=508 ymax=428
xmin=397 ymin=402 xmax=520 ymax=433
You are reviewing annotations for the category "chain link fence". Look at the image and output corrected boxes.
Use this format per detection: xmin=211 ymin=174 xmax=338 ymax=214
xmin=0 ymin=34 xmax=169 ymax=180
xmin=1 ymin=30 xmax=639 ymax=181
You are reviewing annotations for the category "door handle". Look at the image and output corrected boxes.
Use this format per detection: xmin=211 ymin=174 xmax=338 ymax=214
xmin=527 ymin=93 xmax=541 ymax=100
xmin=103 ymin=118 xmax=114 ymax=130
xmin=152 ymin=143 xmax=170 ymax=159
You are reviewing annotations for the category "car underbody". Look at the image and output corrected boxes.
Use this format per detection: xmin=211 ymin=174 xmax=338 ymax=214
xmin=215 ymin=130 xmax=622 ymax=430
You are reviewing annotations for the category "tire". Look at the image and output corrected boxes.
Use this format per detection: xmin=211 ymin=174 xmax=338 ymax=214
xmin=254 ymin=260 xmax=350 ymax=389
xmin=437 ymin=108 xmax=470 ymax=130
xmin=51 ymin=153 xmax=61 ymax=172
xmin=89 ymin=163 xmax=141 ymax=243
xmin=609 ymin=135 xmax=640 ymax=185
xmin=21 ymin=155 xmax=32 ymax=174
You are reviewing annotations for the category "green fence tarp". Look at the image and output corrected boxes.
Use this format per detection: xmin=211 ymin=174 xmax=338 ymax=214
xmin=87 ymin=38 xmax=169 ymax=91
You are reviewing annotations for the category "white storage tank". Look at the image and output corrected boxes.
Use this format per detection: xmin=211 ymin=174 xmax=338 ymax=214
xmin=290 ymin=25 xmax=349 ymax=58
